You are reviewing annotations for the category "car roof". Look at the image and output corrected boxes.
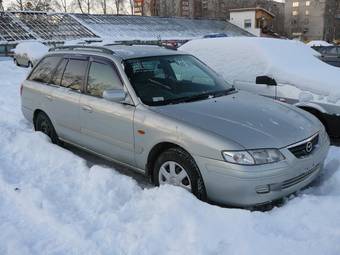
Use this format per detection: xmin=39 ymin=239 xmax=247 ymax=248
xmin=49 ymin=45 xmax=185 ymax=60
xmin=106 ymin=45 xmax=185 ymax=59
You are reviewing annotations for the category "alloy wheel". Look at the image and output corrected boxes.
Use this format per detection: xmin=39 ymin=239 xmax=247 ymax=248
xmin=158 ymin=161 xmax=192 ymax=191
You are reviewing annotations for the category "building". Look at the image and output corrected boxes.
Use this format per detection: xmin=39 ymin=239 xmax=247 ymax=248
xmin=229 ymin=7 xmax=276 ymax=37
xmin=143 ymin=0 xmax=285 ymax=37
xmin=284 ymin=0 xmax=340 ymax=42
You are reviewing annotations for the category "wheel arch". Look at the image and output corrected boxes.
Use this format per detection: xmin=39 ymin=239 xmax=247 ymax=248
xmin=146 ymin=142 xmax=204 ymax=182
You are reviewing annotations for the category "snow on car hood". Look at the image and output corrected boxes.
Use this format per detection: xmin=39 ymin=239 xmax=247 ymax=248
xmin=153 ymin=91 xmax=321 ymax=149
xmin=179 ymin=37 xmax=340 ymax=103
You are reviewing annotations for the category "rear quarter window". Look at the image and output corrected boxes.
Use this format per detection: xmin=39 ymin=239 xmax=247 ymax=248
xmin=29 ymin=56 xmax=61 ymax=84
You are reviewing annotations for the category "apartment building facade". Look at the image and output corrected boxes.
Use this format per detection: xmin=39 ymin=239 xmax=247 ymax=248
xmin=141 ymin=0 xmax=285 ymax=36
xmin=284 ymin=0 xmax=339 ymax=41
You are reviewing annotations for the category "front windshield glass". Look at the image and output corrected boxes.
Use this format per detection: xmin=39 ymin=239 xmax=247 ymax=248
xmin=124 ymin=54 xmax=235 ymax=106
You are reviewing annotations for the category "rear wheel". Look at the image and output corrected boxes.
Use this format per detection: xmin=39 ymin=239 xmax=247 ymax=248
xmin=153 ymin=148 xmax=207 ymax=201
xmin=34 ymin=112 xmax=59 ymax=144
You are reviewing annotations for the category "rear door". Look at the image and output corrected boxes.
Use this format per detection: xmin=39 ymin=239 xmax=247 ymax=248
xmin=49 ymin=56 xmax=89 ymax=143
xmin=22 ymin=56 xmax=62 ymax=121
xmin=79 ymin=57 xmax=135 ymax=165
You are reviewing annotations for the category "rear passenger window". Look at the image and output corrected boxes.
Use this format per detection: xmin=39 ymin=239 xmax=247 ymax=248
xmin=51 ymin=59 xmax=68 ymax=86
xmin=60 ymin=59 xmax=88 ymax=91
xmin=86 ymin=62 xmax=123 ymax=97
xmin=29 ymin=56 xmax=61 ymax=83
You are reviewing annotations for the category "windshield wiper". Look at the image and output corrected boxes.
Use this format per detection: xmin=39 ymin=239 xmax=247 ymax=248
xmin=168 ymin=88 xmax=236 ymax=104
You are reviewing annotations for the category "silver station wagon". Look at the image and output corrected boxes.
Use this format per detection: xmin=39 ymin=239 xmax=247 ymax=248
xmin=21 ymin=45 xmax=330 ymax=207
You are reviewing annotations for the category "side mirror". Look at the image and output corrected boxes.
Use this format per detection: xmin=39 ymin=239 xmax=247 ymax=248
xmin=256 ymin=76 xmax=277 ymax=86
xmin=103 ymin=89 xmax=126 ymax=103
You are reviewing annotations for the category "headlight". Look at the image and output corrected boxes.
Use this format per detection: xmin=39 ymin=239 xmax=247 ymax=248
xmin=222 ymin=149 xmax=285 ymax=165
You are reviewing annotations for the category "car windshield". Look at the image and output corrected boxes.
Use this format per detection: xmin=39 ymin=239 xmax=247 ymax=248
xmin=124 ymin=54 xmax=235 ymax=106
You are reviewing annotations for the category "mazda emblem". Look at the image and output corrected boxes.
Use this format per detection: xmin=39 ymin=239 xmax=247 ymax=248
xmin=306 ymin=142 xmax=313 ymax=153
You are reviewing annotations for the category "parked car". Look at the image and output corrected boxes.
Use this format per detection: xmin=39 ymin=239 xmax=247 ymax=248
xmin=180 ymin=37 xmax=340 ymax=139
xmin=21 ymin=45 xmax=329 ymax=207
xmin=312 ymin=46 xmax=340 ymax=68
xmin=13 ymin=41 xmax=49 ymax=68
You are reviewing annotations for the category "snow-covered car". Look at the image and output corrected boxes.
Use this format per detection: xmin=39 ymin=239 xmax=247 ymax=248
xmin=306 ymin=40 xmax=332 ymax=47
xmin=180 ymin=37 xmax=340 ymax=139
xmin=13 ymin=41 xmax=49 ymax=68
xmin=313 ymin=46 xmax=340 ymax=68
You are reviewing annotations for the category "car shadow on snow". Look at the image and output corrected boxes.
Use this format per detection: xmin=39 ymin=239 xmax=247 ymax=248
xmin=62 ymin=142 xmax=152 ymax=189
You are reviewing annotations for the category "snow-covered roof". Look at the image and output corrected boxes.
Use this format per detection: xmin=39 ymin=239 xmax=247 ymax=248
xmin=180 ymin=37 xmax=340 ymax=103
xmin=0 ymin=11 xmax=97 ymax=43
xmin=72 ymin=14 xmax=253 ymax=41
xmin=0 ymin=11 xmax=252 ymax=44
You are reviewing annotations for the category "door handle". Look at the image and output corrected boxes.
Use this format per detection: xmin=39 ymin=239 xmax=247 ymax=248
xmin=46 ymin=95 xmax=53 ymax=101
xmin=82 ymin=105 xmax=93 ymax=113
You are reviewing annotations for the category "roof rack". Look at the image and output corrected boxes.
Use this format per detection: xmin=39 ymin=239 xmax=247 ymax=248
xmin=49 ymin=45 xmax=114 ymax=54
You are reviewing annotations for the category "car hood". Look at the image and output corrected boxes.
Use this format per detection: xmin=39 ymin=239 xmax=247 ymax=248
xmin=152 ymin=91 xmax=320 ymax=149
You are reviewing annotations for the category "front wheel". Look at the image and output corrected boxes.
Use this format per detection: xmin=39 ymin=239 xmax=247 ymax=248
xmin=34 ymin=112 xmax=59 ymax=144
xmin=153 ymin=148 xmax=207 ymax=201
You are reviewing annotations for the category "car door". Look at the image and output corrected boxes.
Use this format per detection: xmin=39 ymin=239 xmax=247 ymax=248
xmin=23 ymin=55 xmax=62 ymax=121
xmin=49 ymin=56 xmax=89 ymax=144
xmin=79 ymin=57 xmax=135 ymax=165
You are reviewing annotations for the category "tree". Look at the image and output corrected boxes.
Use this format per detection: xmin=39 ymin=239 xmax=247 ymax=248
xmin=76 ymin=0 xmax=91 ymax=14
xmin=114 ymin=0 xmax=123 ymax=14
xmin=129 ymin=0 xmax=134 ymax=15
xmin=53 ymin=0 xmax=68 ymax=12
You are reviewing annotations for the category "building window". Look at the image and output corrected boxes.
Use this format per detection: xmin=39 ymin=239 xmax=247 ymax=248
xmin=305 ymin=10 xmax=309 ymax=15
xmin=244 ymin=19 xmax=252 ymax=28
xmin=292 ymin=2 xmax=299 ymax=7
xmin=292 ymin=10 xmax=298 ymax=16
xmin=306 ymin=1 xmax=310 ymax=6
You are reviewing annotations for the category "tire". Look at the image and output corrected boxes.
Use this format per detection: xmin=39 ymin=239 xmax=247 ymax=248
xmin=34 ymin=112 xmax=59 ymax=144
xmin=153 ymin=147 xmax=207 ymax=201
xmin=28 ymin=61 xmax=33 ymax=68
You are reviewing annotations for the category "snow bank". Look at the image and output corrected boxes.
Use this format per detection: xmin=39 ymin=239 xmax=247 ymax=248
xmin=0 ymin=60 xmax=340 ymax=254
xmin=180 ymin=37 xmax=340 ymax=102
xmin=14 ymin=42 xmax=49 ymax=61
xmin=306 ymin=40 xmax=332 ymax=47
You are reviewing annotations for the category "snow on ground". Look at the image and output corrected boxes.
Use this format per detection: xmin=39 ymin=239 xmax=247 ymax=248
xmin=0 ymin=59 xmax=340 ymax=255
xmin=180 ymin=37 xmax=340 ymax=103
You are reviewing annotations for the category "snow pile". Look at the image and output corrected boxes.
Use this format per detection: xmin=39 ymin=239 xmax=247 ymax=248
xmin=306 ymin=40 xmax=332 ymax=47
xmin=180 ymin=37 xmax=340 ymax=103
xmin=0 ymin=59 xmax=340 ymax=254
xmin=14 ymin=42 xmax=49 ymax=61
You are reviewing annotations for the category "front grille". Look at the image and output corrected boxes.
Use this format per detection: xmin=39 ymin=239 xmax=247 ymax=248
xmin=288 ymin=134 xmax=319 ymax=158
xmin=281 ymin=164 xmax=320 ymax=189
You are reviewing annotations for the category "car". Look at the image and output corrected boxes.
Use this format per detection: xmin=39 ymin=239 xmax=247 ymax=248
xmin=312 ymin=46 xmax=340 ymax=68
xmin=13 ymin=41 xmax=49 ymax=68
xmin=180 ymin=37 xmax=340 ymax=139
xmin=21 ymin=45 xmax=330 ymax=207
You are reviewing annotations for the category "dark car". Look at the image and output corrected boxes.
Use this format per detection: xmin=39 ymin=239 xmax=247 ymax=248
xmin=313 ymin=46 xmax=340 ymax=67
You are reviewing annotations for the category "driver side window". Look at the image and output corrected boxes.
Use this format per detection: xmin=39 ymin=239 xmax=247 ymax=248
xmin=86 ymin=61 xmax=123 ymax=98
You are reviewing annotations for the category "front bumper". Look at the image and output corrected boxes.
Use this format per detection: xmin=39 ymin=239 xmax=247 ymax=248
xmin=193 ymin=131 xmax=330 ymax=207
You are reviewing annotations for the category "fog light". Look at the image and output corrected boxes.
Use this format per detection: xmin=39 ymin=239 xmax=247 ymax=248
xmin=255 ymin=185 xmax=270 ymax=194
